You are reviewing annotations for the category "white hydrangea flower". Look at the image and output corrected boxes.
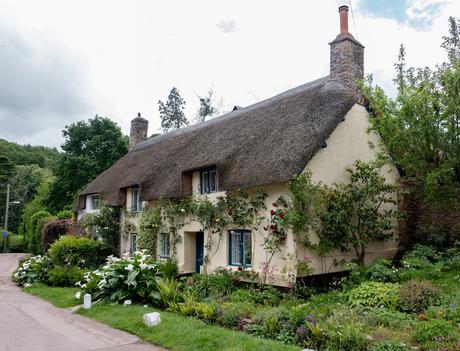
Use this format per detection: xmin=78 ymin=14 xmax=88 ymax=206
xmin=75 ymin=291 xmax=81 ymax=300
xmin=23 ymin=283 xmax=32 ymax=288
xmin=125 ymin=264 xmax=134 ymax=271
xmin=124 ymin=299 xmax=132 ymax=306
xmin=139 ymin=263 xmax=148 ymax=270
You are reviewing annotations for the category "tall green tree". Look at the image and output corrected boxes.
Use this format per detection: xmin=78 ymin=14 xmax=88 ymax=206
xmin=360 ymin=17 xmax=460 ymax=206
xmin=0 ymin=156 xmax=15 ymax=185
xmin=45 ymin=115 xmax=128 ymax=212
xmin=158 ymin=87 xmax=188 ymax=132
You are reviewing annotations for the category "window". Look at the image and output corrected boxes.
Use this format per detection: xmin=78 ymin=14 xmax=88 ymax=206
xmin=200 ymin=168 xmax=217 ymax=194
xmin=89 ymin=194 xmax=100 ymax=210
xmin=159 ymin=233 xmax=170 ymax=258
xmin=131 ymin=187 xmax=142 ymax=212
xmin=229 ymin=230 xmax=252 ymax=267
xmin=130 ymin=234 xmax=137 ymax=256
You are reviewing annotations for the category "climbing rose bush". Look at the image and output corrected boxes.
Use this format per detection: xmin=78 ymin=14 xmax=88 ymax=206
xmin=13 ymin=255 xmax=51 ymax=286
xmin=76 ymin=250 xmax=159 ymax=303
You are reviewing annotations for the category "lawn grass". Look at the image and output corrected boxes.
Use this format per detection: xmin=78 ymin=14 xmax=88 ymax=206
xmin=78 ymin=304 xmax=301 ymax=351
xmin=24 ymin=283 xmax=81 ymax=308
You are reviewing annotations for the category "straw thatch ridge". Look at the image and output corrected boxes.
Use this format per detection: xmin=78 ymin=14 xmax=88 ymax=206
xmin=77 ymin=77 xmax=356 ymax=208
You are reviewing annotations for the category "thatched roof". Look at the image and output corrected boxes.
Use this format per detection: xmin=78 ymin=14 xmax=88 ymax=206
xmin=77 ymin=77 xmax=356 ymax=208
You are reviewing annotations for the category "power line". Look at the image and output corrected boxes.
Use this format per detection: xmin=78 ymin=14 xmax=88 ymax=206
xmin=349 ymin=0 xmax=358 ymax=39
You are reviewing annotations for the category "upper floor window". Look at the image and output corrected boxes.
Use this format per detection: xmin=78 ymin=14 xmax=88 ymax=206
xmin=200 ymin=167 xmax=217 ymax=194
xmin=131 ymin=187 xmax=142 ymax=212
xmin=89 ymin=194 xmax=100 ymax=210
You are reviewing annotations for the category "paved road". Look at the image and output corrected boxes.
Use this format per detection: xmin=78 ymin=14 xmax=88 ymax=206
xmin=0 ymin=253 xmax=165 ymax=351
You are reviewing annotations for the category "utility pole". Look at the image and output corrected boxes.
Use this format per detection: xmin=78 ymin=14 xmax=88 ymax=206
xmin=3 ymin=183 xmax=10 ymax=253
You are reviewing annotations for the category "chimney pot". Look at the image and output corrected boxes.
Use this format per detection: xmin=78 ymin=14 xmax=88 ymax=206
xmin=339 ymin=5 xmax=349 ymax=34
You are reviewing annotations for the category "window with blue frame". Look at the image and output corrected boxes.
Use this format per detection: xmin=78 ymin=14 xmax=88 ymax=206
xmin=200 ymin=167 xmax=217 ymax=194
xmin=229 ymin=230 xmax=252 ymax=267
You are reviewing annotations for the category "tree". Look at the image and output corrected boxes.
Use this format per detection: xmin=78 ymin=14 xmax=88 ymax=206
xmin=315 ymin=161 xmax=399 ymax=265
xmin=360 ymin=17 xmax=460 ymax=206
xmin=45 ymin=115 xmax=128 ymax=212
xmin=158 ymin=87 xmax=188 ymax=132
xmin=0 ymin=156 xmax=15 ymax=185
xmin=0 ymin=165 xmax=50 ymax=233
xmin=195 ymin=89 xmax=218 ymax=123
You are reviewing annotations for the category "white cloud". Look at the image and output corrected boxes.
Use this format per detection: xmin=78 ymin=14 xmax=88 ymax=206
xmin=406 ymin=0 xmax=447 ymax=27
xmin=0 ymin=0 xmax=459 ymax=147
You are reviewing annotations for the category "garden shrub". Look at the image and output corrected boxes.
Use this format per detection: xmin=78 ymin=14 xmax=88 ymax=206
xmin=28 ymin=210 xmax=53 ymax=254
xmin=362 ymin=307 xmax=416 ymax=329
xmin=56 ymin=210 xmax=73 ymax=219
xmin=398 ymin=280 xmax=441 ymax=313
xmin=41 ymin=219 xmax=72 ymax=252
xmin=229 ymin=286 xmax=282 ymax=306
xmin=187 ymin=267 xmax=237 ymax=298
xmin=152 ymin=278 xmax=181 ymax=308
xmin=48 ymin=265 xmax=85 ymax=287
xmin=369 ymin=340 xmax=412 ymax=351
xmin=157 ymin=259 xmax=178 ymax=279
xmin=412 ymin=319 xmax=456 ymax=344
xmin=77 ymin=251 xmax=159 ymax=303
xmin=13 ymin=255 xmax=50 ymax=286
xmin=341 ymin=259 xmax=400 ymax=289
xmin=347 ymin=282 xmax=400 ymax=309
xmin=1 ymin=235 xmax=27 ymax=253
xmin=399 ymin=257 xmax=443 ymax=281
xmin=194 ymin=302 xmax=218 ymax=323
xmin=48 ymin=235 xmax=111 ymax=269
xmin=403 ymin=244 xmax=441 ymax=263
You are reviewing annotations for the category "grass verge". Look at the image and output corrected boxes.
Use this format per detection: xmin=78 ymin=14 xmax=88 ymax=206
xmin=24 ymin=284 xmax=300 ymax=351
xmin=24 ymin=283 xmax=80 ymax=308
xmin=78 ymin=304 xmax=300 ymax=351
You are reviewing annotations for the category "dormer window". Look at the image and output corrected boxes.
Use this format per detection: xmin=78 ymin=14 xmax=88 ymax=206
xmin=89 ymin=194 xmax=100 ymax=210
xmin=200 ymin=167 xmax=217 ymax=194
xmin=131 ymin=187 xmax=142 ymax=212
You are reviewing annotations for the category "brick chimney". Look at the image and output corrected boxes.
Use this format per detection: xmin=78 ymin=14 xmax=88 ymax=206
xmin=329 ymin=5 xmax=364 ymax=101
xmin=129 ymin=113 xmax=149 ymax=150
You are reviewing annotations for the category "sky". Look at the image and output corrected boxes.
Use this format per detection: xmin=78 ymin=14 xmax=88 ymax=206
xmin=0 ymin=0 xmax=458 ymax=149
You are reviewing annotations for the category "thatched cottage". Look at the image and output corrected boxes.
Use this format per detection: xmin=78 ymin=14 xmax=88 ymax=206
xmin=76 ymin=6 xmax=399 ymax=286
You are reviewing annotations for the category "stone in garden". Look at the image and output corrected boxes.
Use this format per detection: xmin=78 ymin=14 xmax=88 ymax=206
xmin=143 ymin=312 xmax=161 ymax=327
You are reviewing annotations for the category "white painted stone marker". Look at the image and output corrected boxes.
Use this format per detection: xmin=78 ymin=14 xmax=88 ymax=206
xmin=143 ymin=312 xmax=161 ymax=327
xmin=83 ymin=294 xmax=92 ymax=309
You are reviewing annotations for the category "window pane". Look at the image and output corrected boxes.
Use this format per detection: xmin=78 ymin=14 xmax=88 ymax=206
xmin=201 ymin=171 xmax=209 ymax=194
xmin=230 ymin=232 xmax=242 ymax=265
xmin=160 ymin=233 xmax=170 ymax=257
xmin=91 ymin=195 xmax=100 ymax=210
xmin=131 ymin=234 xmax=137 ymax=254
xmin=243 ymin=232 xmax=252 ymax=266
xmin=209 ymin=170 xmax=216 ymax=192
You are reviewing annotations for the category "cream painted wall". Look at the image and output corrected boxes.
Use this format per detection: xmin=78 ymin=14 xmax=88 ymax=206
xmin=85 ymin=103 xmax=400 ymax=286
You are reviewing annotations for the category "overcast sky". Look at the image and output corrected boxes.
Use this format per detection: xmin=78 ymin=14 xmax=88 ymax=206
xmin=0 ymin=0 xmax=459 ymax=149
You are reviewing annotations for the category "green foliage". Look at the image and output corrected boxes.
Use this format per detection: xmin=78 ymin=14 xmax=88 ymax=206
xmin=13 ymin=255 xmax=51 ymax=285
xmin=186 ymin=267 xmax=238 ymax=299
xmin=56 ymin=210 xmax=73 ymax=219
xmin=48 ymin=235 xmax=110 ymax=269
xmin=347 ymin=281 xmax=400 ymax=309
xmin=196 ymin=89 xmax=218 ymax=123
xmin=285 ymin=171 xmax=322 ymax=245
xmin=0 ymin=164 xmax=50 ymax=233
xmin=0 ymin=138 xmax=60 ymax=169
xmin=159 ymin=87 xmax=188 ymax=132
xmin=360 ymin=18 xmax=460 ymax=207
xmin=28 ymin=210 xmax=53 ymax=254
xmin=153 ymin=278 xmax=181 ymax=308
xmin=157 ymin=259 xmax=179 ymax=279
xmin=46 ymin=115 xmax=128 ymax=212
xmin=229 ymin=286 xmax=282 ymax=306
xmin=363 ymin=307 xmax=416 ymax=329
xmin=369 ymin=340 xmax=411 ymax=351
xmin=398 ymin=280 xmax=441 ymax=313
xmin=317 ymin=160 xmax=399 ymax=263
xmin=412 ymin=319 xmax=457 ymax=344
xmin=82 ymin=203 xmax=121 ymax=255
xmin=0 ymin=234 xmax=27 ymax=253
xmin=138 ymin=206 xmax=162 ymax=256
xmin=48 ymin=265 xmax=85 ymax=287
xmin=77 ymin=251 xmax=160 ymax=303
